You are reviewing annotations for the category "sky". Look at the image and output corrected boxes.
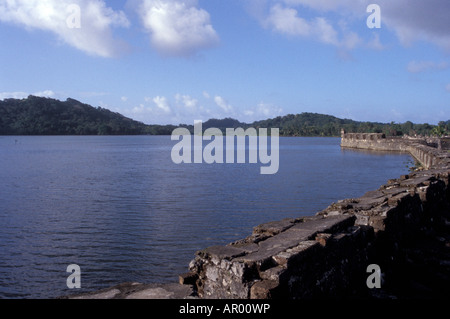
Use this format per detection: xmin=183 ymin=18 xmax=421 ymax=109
xmin=0 ymin=0 xmax=449 ymax=125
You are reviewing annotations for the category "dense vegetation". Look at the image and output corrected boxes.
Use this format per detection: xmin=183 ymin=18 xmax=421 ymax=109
xmin=0 ymin=96 xmax=448 ymax=137
xmin=252 ymin=114 xmax=448 ymax=137
xmin=0 ymin=96 xmax=175 ymax=135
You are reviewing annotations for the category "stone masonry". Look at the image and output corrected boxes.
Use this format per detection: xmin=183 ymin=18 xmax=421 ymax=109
xmin=183 ymin=134 xmax=450 ymax=299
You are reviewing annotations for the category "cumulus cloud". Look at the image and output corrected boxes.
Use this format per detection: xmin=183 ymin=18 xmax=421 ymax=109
xmin=264 ymin=3 xmax=361 ymax=51
xmin=214 ymin=96 xmax=233 ymax=113
xmin=265 ymin=4 xmax=310 ymax=37
xmin=123 ymin=93 xmax=212 ymax=124
xmin=243 ymin=102 xmax=283 ymax=121
xmin=377 ymin=0 xmax=450 ymax=51
xmin=153 ymin=96 xmax=172 ymax=114
xmin=124 ymin=95 xmax=173 ymax=123
xmin=137 ymin=0 xmax=219 ymax=57
xmin=251 ymin=0 xmax=450 ymax=55
xmin=175 ymin=94 xmax=198 ymax=110
xmin=122 ymin=93 xmax=286 ymax=125
xmin=277 ymin=0 xmax=450 ymax=52
xmin=131 ymin=103 xmax=152 ymax=114
xmin=0 ymin=90 xmax=55 ymax=100
xmin=282 ymin=0 xmax=362 ymax=12
xmin=0 ymin=0 xmax=130 ymax=57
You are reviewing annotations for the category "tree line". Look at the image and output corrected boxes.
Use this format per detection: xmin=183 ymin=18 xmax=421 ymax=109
xmin=0 ymin=96 xmax=448 ymax=137
xmin=0 ymin=96 xmax=176 ymax=135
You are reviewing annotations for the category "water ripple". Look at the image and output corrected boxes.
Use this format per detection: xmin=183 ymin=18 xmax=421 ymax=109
xmin=0 ymin=136 xmax=411 ymax=298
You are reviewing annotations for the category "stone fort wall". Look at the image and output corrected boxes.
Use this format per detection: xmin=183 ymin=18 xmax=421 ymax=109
xmin=181 ymin=133 xmax=450 ymax=299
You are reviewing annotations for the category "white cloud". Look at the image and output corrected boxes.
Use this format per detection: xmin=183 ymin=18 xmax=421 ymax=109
xmin=258 ymin=103 xmax=283 ymax=118
xmin=264 ymin=3 xmax=361 ymax=51
xmin=121 ymin=93 xmax=286 ymax=125
xmin=377 ymin=0 xmax=450 ymax=52
xmin=446 ymin=84 xmax=450 ymax=92
xmin=243 ymin=102 xmax=283 ymax=121
xmin=153 ymin=96 xmax=172 ymax=114
xmin=175 ymin=94 xmax=198 ymax=109
xmin=0 ymin=92 xmax=29 ymax=100
xmin=35 ymin=90 xmax=56 ymax=98
xmin=407 ymin=60 xmax=449 ymax=73
xmin=265 ymin=4 xmax=310 ymax=36
xmin=0 ymin=90 xmax=55 ymax=100
xmin=214 ymin=96 xmax=233 ymax=113
xmin=314 ymin=17 xmax=339 ymax=45
xmin=131 ymin=103 xmax=152 ymax=114
xmin=172 ymin=93 xmax=215 ymax=123
xmin=122 ymin=93 xmax=213 ymax=124
xmin=281 ymin=0 xmax=450 ymax=52
xmin=121 ymin=96 xmax=128 ymax=102
xmin=0 ymin=0 xmax=129 ymax=58
xmin=138 ymin=0 xmax=219 ymax=57
xmin=282 ymin=0 xmax=361 ymax=12
xmin=255 ymin=0 xmax=450 ymax=55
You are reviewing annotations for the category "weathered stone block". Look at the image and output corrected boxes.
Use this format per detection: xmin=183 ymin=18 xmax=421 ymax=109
xmin=355 ymin=213 xmax=370 ymax=226
xmin=197 ymin=245 xmax=246 ymax=261
xmin=387 ymin=191 xmax=411 ymax=205
xmin=315 ymin=233 xmax=332 ymax=246
xmin=289 ymin=214 xmax=356 ymax=236
xmin=250 ymin=280 xmax=280 ymax=299
xmin=253 ymin=218 xmax=300 ymax=236
xmin=259 ymin=265 xmax=286 ymax=281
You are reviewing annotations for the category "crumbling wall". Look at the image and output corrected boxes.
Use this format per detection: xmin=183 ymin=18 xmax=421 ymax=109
xmin=181 ymin=139 xmax=450 ymax=299
xmin=340 ymin=133 xmax=444 ymax=169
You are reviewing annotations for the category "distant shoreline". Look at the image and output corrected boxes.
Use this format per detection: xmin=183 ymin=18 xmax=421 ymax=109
xmin=1 ymin=96 xmax=447 ymax=137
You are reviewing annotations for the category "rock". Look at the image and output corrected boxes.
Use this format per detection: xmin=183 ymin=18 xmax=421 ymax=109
xmin=125 ymin=283 xmax=196 ymax=299
xmin=64 ymin=282 xmax=196 ymax=300
xmin=250 ymin=280 xmax=279 ymax=299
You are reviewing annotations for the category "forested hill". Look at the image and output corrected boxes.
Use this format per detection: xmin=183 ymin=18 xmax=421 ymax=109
xmin=0 ymin=96 xmax=447 ymax=136
xmin=0 ymin=96 xmax=176 ymax=135
xmin=204 ymin=114 xmax=444 ymax=137
xmin=251 ymin=113 xmax=444 ymax=137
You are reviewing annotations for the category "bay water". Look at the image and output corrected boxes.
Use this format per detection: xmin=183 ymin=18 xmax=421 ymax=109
xmin=0 ymin=136 xmax=412 ymax=298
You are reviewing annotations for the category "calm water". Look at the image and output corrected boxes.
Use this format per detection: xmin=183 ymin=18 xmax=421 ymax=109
xmin=0 ymin=136 xmax=412 ymax=299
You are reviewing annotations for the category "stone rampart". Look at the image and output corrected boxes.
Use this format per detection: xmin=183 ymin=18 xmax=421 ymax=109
xmin=180 ymin=134 xmax=450 ymax=299
xmin=340 ymin=132 xmax=446 ymax=169
xmin=66 ymin=134 xmax=450 ymax=299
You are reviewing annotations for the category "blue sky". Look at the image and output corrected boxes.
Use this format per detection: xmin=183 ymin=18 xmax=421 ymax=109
xmin=0 ymin=0 xmax=449 ymax=125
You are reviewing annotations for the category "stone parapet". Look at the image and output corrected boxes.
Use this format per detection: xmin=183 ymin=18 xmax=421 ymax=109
xmin=180 ymin=135 xmax=450 ymax=299
xmin=340 ymin=132 xmax=450 ymax=169
xmin=183 ymin=165 xmax=450 ymax=299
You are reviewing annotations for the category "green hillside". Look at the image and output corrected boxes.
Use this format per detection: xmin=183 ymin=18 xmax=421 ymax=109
xmin=0 ymin=96 xmax=175 ymax=135
xmin=0 ymin=96 xmax=446 ymax=136
xmin=252 ymin=113 xmax=440 ymax=137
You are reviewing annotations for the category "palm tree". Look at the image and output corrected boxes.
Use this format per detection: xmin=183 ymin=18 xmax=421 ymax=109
xmin=431 ymin=126 xmax=446 ymax=137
